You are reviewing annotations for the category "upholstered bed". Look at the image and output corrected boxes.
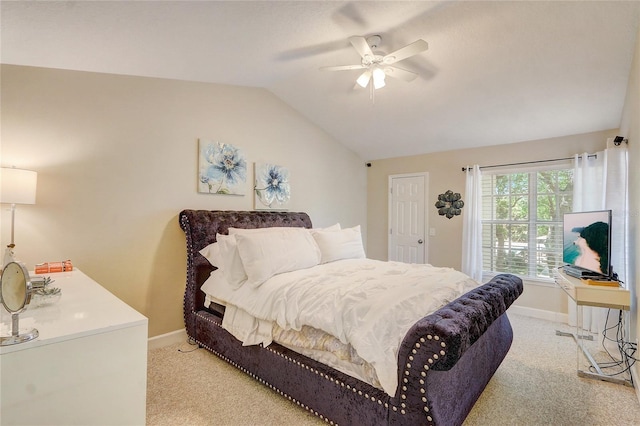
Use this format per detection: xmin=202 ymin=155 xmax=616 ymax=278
xmin=179 ymin=209 xmax=523 ymax=425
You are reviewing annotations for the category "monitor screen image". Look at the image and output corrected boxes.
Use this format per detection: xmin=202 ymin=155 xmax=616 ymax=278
xmin=563 ymin=210 xmax=612 ymax=277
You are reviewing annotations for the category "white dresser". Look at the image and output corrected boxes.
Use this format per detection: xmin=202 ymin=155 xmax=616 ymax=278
xmin=0 ymin=269 xmax=148 ymax=425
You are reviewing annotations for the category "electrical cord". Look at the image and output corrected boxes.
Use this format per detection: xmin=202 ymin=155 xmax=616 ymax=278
xmin=586 ymin=309 xmax=636 ymax=384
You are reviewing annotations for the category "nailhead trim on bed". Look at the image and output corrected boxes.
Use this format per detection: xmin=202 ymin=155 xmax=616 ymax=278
xmin=193 ymin=309 xmax=445 ymax=425
xmin=194 ymin=311 xmax=335 ymax=424
xmin=405 ymin=336 xmax=445 ymax=424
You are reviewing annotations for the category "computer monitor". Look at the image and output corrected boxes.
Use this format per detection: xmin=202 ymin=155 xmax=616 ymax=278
xmin=563 ymin=210 xmax=612 ymax=278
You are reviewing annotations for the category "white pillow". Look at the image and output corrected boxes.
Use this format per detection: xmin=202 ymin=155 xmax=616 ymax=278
xmin=234 ymin=228 xmax=321 ymax=287
xmin=200 ymin=269 xmax=235 ymax=305
xmin=310 ymin=223 xmax=341 ymax=233
xmin=199 ymin=241 xmax=222 ymax=267
xmin=201 ymin=225 xmax=333 ymax=288
xmin=215 ymin=234 xmax=248 ymax=288
xmin=312 ymin=225 xmax=366 ymax=264
xmin=228 ymin=226 xmax=293 ymax=235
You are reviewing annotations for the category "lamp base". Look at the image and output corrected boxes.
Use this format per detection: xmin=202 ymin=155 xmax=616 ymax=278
xmin=2 ymin=245 xmax=15 ymax=269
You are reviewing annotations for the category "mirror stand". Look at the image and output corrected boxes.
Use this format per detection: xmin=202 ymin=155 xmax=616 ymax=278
xmin=0 ymin=313 xmax=39 ymax=346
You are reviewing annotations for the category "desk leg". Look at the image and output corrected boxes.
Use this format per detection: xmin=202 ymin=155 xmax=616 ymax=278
xmin=555 ymin=330 xmax=593 ymax=341
xmin=556 ymin=307 xmax=632 ymax=387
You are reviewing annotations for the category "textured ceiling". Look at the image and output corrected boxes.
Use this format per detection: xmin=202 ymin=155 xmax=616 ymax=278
xmin=2 ymin=1 xmax=639 ymax=160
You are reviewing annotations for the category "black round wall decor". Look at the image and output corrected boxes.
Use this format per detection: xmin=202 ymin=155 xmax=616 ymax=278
xmin=435 ymin=190 xmax=464 ymax=219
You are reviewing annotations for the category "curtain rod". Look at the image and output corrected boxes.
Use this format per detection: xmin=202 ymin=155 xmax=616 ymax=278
xmin=461 ymin=154 xmax=597 ymax=172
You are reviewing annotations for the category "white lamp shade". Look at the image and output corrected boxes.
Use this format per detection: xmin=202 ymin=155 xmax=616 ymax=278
xmin=356 ymin=70 xmax=372 ymax=88
xmin=1 ymin=168 xmax=38 ymax=205
xmin=372 ymin=67 xmax=386 ymax=89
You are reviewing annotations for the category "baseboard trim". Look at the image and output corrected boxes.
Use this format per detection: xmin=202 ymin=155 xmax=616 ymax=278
xmin=508 ymin=305 xmax=568 ymax=323
xmin=148 ymin=329 xmax=188 ymax=350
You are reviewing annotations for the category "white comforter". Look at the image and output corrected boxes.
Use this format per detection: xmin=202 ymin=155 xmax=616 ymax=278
xmin=220 ymin=258 xmax=479 ymax=396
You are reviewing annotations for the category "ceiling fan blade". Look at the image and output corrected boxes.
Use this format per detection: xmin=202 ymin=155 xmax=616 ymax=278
xmin=348 ymin=36 xmax=374 ymax=59
xmin=382 ymin=39 xmax=428 ymax=65
xmin=384 ymin=66 xmax=419 ymax=82
xmin=320 ymin=64 xmax=367 ymax=71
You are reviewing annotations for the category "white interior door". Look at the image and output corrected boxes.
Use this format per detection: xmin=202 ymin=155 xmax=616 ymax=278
xmin=388 ymin=173 xmax=428 ymax=263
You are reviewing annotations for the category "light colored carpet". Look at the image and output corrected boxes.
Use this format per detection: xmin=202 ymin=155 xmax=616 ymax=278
xmin=146 ymin=313 xmax=640 ymax=425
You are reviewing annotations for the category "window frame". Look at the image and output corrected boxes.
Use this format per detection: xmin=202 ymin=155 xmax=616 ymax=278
xmin=480 ymin=161 xmax=573 ymax=281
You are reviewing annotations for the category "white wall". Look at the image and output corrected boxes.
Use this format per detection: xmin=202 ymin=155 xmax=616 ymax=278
xmin=0 ymin=65 xmax=367 ymax=337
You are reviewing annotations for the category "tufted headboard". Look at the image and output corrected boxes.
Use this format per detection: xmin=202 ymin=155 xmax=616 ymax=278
xmin=178 ymin=210 xmax=313 ymax=336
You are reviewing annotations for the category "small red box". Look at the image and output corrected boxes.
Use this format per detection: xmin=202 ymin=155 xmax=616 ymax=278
xmin=35 ymin=260 xmax=73 ymax=274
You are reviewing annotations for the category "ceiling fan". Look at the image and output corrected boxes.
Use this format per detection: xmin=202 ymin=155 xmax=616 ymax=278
xmin=320 ymin=35 xmax=428 ymax=91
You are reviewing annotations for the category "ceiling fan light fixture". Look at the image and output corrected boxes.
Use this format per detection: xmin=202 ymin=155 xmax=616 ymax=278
xmin=372 ymin=67 xmax=386 ymax=89
xmin=322 ymin=35 xmax=428 ymax=95
xmin=356 ymin=70 xmax=372 ymax=88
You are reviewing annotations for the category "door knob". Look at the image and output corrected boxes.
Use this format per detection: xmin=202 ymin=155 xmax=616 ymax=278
xmin=418 ymin=239 xmax=423 ymax=244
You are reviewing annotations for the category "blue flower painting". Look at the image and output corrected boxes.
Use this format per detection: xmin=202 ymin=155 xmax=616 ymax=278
xmin=198 ymin=140 xmax=247 ymax=195
xmin=254 ymin=163 xmax=291 ymax=209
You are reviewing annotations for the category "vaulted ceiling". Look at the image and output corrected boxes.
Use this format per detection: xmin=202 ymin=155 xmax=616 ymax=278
xmin=2 ymin=1 xmax=639 ymax=160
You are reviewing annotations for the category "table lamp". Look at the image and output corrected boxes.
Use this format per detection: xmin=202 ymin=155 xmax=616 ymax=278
xmin=0 ymin=167 xmax=38 ymax=266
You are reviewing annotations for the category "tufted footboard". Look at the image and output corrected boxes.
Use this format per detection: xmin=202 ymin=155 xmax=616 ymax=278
xmin=393 ymin=274 xmax=523 ymax=425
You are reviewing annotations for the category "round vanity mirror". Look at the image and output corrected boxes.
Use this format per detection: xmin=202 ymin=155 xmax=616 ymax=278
xmin=1 ymin=262 xmax=30 ymax=313
xmin=1 ymin=261 xmax=38 ymax=346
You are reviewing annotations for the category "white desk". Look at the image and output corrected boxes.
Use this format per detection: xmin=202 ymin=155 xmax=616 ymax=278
xmin=0 ymin=269 xmax=148 ymax=425
xmin=554 ymin=269 xmax=631 ymax=386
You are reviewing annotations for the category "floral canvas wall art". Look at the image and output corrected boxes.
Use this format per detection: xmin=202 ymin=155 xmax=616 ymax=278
xmin=198 ymin=140 xmax=247 ymax=195
xmin=254 ymin=163 xmax=291 ymax=210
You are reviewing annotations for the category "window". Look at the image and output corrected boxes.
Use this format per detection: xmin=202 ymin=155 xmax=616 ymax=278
xmin=481 ymin=167 xmax=573 ymax=279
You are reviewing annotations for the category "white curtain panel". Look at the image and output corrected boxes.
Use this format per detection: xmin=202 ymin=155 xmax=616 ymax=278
xmin=461 ymin=165 xmax=483 ymax=282
xmin=604 ymin=146 xmax=630 ymax=287
xmin=569 ymin=142 xmax=629 ymax=340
